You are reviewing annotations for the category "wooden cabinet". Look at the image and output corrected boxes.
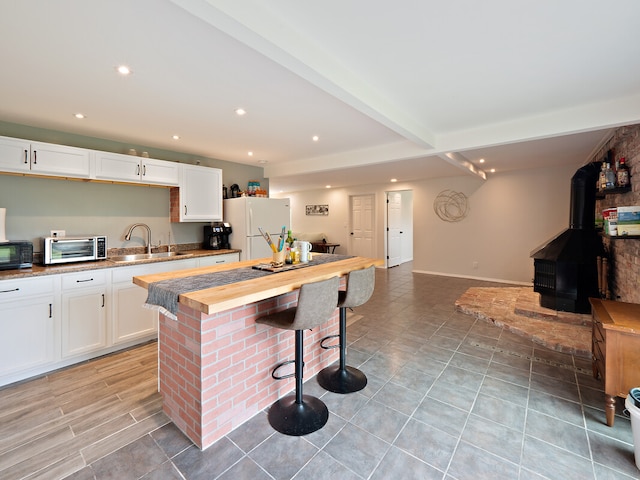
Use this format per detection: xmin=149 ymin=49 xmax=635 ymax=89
xmin=173 ymin=164 xmax=222 ymax=222
xmin=0 ymin=276 xmax=57 ymax=381
xmin=0 ymin=135 xmax=91 ymax=178
xmin=94 ymin=151 xmax=179 ymax=186
xmin=61 ymin=271 xmax=108 ymax=358
xmin=590 ymin=298 xmax=640 ymax=426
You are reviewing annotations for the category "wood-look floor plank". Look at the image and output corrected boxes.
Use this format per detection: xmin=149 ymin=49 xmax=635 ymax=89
xmin=0 ymin=379 xmax=52 ymax=417
xmin=24 ymin=453 xmax=86 ymax=480
xmin=0 ymin=425 xmax=74 ymax=471
xmin=0 ymin=404 xmax=63 ymax=442
xmin=0 ymin=341 xmax=163 ymax=480
xmin=0 ymin=413 xmax=136 ymax=480
xmin=129 ymin=395 xmax=164 ymax=423
xmin=80 ymin=411 xmax=170 ymax=465
xmin=57 ymin=381 xmax=114 ymax=415
xmin=0 ymin=394 xmax=121 ymax=455
xmin=69 ymin=397 xmax=134 ymax=436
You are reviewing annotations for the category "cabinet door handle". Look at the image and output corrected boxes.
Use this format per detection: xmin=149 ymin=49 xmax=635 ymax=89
xmin=33 ymin=150 xmax=37 ymax=164
xmin=142 ymin=164 xmax=146 ymax=176
xmin=76 ymin=278 xmax=94 ymax=283
xmin=0 ymin=287 xmax=19 ymax=294
xmin=101 ymin=294 xmax=105 ymax=308
xmin=49 ymin=303 xmax=52 ymax=318
xmin=24 ymin=149 xmax=28 ymax=164
xmin=136 ymin=164 xmax=140 ymax=176
xmin=184 ymin=205 xmax=187 ymax=215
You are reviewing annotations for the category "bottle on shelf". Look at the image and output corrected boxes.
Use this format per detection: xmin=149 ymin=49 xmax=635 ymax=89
xmin=286 ymin=230 xmax=294 ymax=247
xmin=599 ymin=162 xmax=607 ymax=192
xmin=605 ymin=163 xmax=616 ymax=190
xmin=616 ymin=157 xmax=630 ymax=188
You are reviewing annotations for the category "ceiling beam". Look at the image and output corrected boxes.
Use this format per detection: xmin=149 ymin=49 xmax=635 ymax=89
xmin=438 ymin=152 xmax=487 ymax=180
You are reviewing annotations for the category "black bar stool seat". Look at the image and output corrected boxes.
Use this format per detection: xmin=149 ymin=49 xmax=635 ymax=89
xmin=317 ymin=266 xmax=375 ymax=394
xmin=256 ymin=276 xmax=339 ymax=436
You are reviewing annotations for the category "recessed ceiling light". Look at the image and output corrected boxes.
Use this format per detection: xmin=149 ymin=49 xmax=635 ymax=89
xmin=390 ymin=178 xmax=397 ymax=183
xmin=235 ymin=108 xmax=246 ymax=116
xmin=172 ymin=135 xmax=180 ymax=140
xmin=325 ymin=185 xmax=331 ymax=188
xmin=248 ymin=151 xmax=253 ymax=156
xmin=73 ymin=113 xmax=86 ymax=119
xmin=479 ymin=158 xmax=485 ymax=164
xmin=490 ymin=168 xmax=496 ymax=173
xmin=116 ymin=65 xmax=131 ymax=76
xmin=312 ymin=135 xmax=319 ymax=142
xmin=258 ymin=160 xmax=268 ymax=164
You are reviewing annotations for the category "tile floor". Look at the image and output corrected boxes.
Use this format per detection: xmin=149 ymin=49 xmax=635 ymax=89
xmin=65 ymin=263 xmax=639 ymax=480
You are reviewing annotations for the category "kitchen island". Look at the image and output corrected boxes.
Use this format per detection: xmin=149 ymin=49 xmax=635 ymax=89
xmin=133 ymin=254 xmax=382 ymax=449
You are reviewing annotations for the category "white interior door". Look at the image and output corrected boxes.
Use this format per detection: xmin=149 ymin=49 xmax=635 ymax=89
xmin=350 ymin=194 xmax=375 ymax=258
xmin=387 ymin=192 xmax=402 ymax=267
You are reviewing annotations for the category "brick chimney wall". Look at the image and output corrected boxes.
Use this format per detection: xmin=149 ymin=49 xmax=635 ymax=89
xmin=595 ymin=124 xmax=640 ymax=304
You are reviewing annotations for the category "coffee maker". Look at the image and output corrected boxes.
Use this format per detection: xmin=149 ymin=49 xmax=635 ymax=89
xmin=203 ymin=222 xmax=232 ymax=250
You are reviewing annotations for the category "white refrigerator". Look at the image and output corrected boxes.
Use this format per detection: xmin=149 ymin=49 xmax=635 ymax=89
xmin=223 ymin=197 xmax=291 ymax=260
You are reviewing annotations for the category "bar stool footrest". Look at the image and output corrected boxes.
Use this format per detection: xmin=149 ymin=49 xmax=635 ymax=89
xmin=319 ymin=334 xmax=340 ymax=350
xmin=267 ymin=394 xmax=329 ymax=436
xmin=271 ymin=360 xmax=296 ymax=380
xmin=317 ymin=365 xmax=367 ymax=394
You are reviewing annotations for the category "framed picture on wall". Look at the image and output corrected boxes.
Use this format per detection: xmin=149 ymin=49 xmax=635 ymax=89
xmin=306 ymin=204 xmax=329 ymax=216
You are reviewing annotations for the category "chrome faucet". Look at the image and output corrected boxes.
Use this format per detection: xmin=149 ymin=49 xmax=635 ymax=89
xmin=125 ymin=223 xmax=152 ymax=254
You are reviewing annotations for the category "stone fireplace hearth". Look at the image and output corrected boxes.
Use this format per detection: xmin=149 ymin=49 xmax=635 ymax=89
xmin=455 ymin=287 xmax=592 ymax=358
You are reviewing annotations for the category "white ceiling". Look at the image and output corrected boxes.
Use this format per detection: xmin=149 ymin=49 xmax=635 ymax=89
xmin=1 ymin=0 xmax=639 ymax=193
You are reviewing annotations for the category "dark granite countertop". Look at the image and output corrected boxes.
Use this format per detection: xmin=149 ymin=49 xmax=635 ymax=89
xmin=0 ymin=249 xmax=241 ymax=281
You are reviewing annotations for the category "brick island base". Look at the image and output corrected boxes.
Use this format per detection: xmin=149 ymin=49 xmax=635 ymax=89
xmin=158 ymin=289 xmax=340 ymax=450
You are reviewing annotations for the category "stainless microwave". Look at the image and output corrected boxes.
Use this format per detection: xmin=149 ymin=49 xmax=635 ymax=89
xmin=42 ymin=235 xmax=107 ymax=265
xmin=0 ymin=241 xmax=33 ymax=270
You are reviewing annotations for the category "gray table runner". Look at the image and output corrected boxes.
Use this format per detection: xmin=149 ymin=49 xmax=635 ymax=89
xmin=146 ymin=254 xmax=353 ymax=317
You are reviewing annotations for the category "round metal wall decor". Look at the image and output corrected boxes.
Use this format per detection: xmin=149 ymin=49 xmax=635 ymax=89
xmin=433 ymin=190 xmax=469 ymax=222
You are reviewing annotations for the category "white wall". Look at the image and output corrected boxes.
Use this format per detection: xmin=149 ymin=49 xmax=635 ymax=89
xmin=276 ymin=161 xmax=578 ymax=284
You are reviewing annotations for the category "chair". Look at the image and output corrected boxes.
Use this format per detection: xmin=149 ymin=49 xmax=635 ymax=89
xmin=256 ymin=276 xmax=339 ymax=436
xmin=317 ymin=266 xmax=375 ymax=393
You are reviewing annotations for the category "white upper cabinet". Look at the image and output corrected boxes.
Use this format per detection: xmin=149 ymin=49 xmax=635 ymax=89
xmin=0 ymin=136 xmax=91 ymax=178
xmin=0 ymin=136 xmax=31 ymax=173
xmin=94 ymin=151 xmax=179 ymax=186
xmin=174 ymin=164 xmax=223 ymax=222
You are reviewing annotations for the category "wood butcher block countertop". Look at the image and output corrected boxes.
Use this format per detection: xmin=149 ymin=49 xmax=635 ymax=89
xmin=133 ymin=255 xmax=383 ymax=315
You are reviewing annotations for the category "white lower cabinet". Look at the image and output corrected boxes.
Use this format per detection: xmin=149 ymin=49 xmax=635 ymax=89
xmin=0 ymin=254 xmax=229 ymax=386
xmin=112 ymin=283 xmax=155 ymax=344
xmin=0 ymin=276 xmax=57 ymax=381
xmin=110 ymin=258 xmax=197 ymax=345
xmin=61 ymin=271 xmax=108 ymax=358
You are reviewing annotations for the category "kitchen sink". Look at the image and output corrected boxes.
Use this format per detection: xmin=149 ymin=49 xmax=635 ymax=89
xmin=108 ymin=252 xmax=193 ymax=263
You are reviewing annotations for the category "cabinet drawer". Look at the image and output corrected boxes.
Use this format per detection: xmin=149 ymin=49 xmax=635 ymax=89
xmin=0 ymin=276 xmax=56 ymax=302
xmin=111 ymin=259 xmax=197 ymax=283
xmin=62 ymin=270 xmax=107 ymax=290
xmin=592 ymin=320 xmax=605 ymax=344
xmin=197 ymin=253 xmax=239 ymax=267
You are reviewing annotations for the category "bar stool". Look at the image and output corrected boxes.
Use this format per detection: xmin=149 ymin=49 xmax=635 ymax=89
xmin=317 ymin=265 xmax=375 ymax=394
xmin=256 ymin=276 xmax=339 ymax=436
